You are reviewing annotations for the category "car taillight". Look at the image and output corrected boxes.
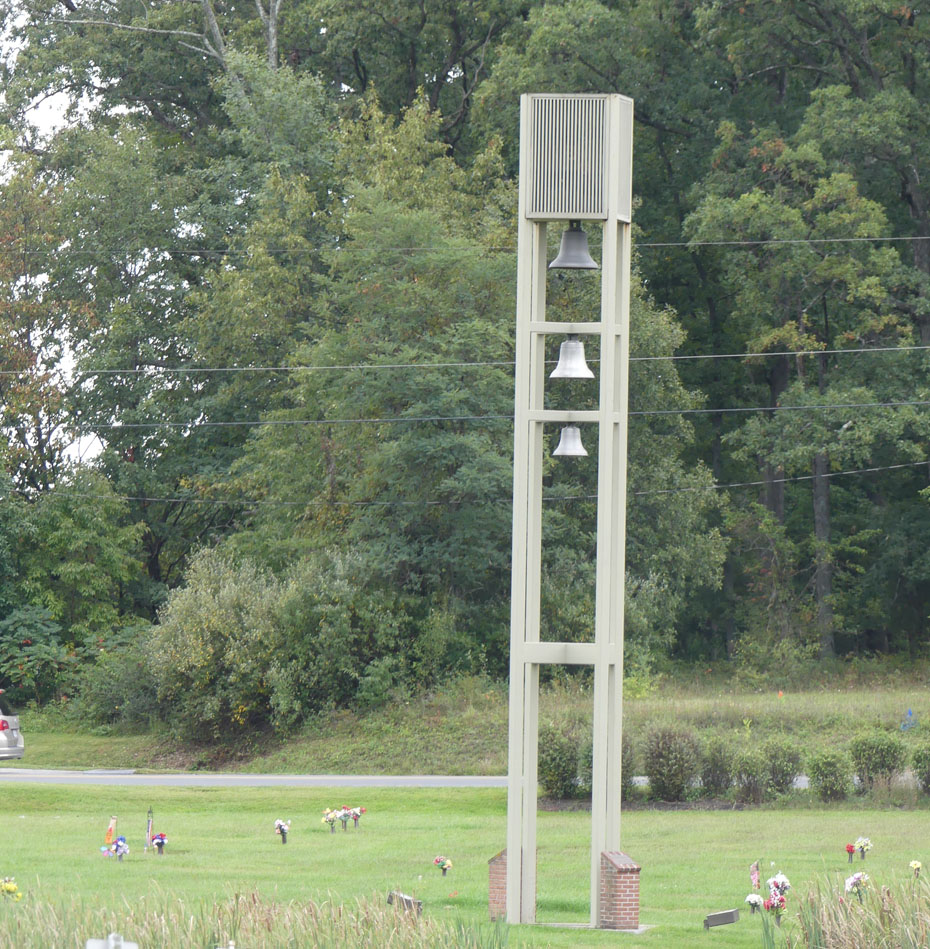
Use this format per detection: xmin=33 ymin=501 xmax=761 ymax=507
xmin=0 ymin=720 xmax=10 ymax=731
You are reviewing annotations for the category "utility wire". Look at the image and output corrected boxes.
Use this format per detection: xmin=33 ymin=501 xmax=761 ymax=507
xmin=60 ymin=397 xmax=930 ymax=432
xmin=6 ymin=233 xmax=930 ymax=258
xmin=4 ymin=342 xmax=930 ymax=381
xmin=45 ymin=459 xmax=930 ymax=510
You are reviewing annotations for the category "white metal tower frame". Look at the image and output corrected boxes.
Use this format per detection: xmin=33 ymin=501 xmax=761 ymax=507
xmin=506 ymin=92 xmax=634 ymax=927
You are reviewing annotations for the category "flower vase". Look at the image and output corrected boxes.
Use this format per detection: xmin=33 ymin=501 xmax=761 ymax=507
xmin=442 ymin=867 xmax=447 ymax=877
xmin=353 ymin=818 xmax=359 ymax=828
xmin=117 ymin=854 xmax=124 ymax=863
xmin=155 ymin=843 xmax=164 ymax=856
xmin=750 ymin=905 xmax=757 ymax=915
xmin=775 ymin=915 xmax=781 ymax=928
xmin=860 ymin=849 xmax=866 ymax=860
xmin=848 ymin=853 xmax=853 ymax=863
xmin=341 ymin=821 xmax=348 ymax=832
xmin=281 ymin=831 xmax=287 ymax=845
xmin=329 ymin=823 xmax=335 ymax=834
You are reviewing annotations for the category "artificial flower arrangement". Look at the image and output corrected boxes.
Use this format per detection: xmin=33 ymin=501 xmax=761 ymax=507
xmin=274 ymin=819 xmax=290 ymax=844
xmin=152 ymin=833 xmax=167 ymax=854
xmin=322 ymin=806 xmax=366 ymax=831
xmin=845 ymin=871 xmax=869 ymax=903
xmin=763 ymin=872 xmax=790 ymax=922
xmin=846 ymin=843 xmax=856 ymax=864
xmin=767 ymin=873 xmax=791 ymax=898
xmin=434 ymin=855 xmax=453 ymax=876
xmin=0 ymin=878 xmax=21 ymax=901
xmin=744 ymin=893 xmax=763 ymax=914
xmin=911 ymin=860 xmax=922 ymax=879
xmin=103 ymin=835 xmax=130 ymax=861
xmin=855 ymin=837 xmax=872 ymax=859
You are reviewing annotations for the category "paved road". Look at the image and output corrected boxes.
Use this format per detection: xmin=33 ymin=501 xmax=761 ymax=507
xmin=0 ymin=768 xmax=508 ymax=788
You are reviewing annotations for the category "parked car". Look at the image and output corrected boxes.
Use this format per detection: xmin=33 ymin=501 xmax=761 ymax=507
xmin=0 ymin=691 xmax=23 ymax=760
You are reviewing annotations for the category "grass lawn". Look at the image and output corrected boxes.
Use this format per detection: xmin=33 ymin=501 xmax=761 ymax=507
xmin=0 ymin=784 xmax=927 ymax=947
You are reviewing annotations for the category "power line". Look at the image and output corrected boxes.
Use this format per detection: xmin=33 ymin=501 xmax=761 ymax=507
xmin=631 ymin=343 xmax=930 ymax=362
xmin=0 ymin=359 xmax=516 ymax=378
xmin=4 ymin=341 xmax=930 ymax=381
xmin=5 ymin=233 xmax=930 ymax=259
xmin=630 ymin=398 xmax=930 ymax=417
xmin=638 ymin=460 xmax=930 ymax=495
xmin=62 ymin=396 xmax=930 ymax=432
xmin=45 ymin=459 xmax=929 ymax=510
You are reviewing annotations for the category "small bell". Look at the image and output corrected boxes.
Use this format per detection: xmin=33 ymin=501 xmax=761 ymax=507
xmin=550 ymin=336 xmax=594 ymax=379
xmin=549 ymin=221 xmax=598 ymax=270
xmin=553 ymin=425 xmax=587 ymax=457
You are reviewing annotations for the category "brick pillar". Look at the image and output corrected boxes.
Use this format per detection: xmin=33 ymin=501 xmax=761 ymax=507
xmin=488 ymin=849 xmax=507 ymax=920
xmin=598 ymin=851 xmax=640 ymax=930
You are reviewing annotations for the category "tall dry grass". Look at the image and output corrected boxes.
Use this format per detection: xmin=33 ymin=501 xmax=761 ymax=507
xmin=786 ymin=877 xmax=930 ymax=948
xmin=0 ymin=890 xmax=508 ymax=949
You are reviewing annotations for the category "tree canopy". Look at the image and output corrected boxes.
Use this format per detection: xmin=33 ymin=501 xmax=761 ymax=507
xmin=1 ymin=0 xmax=929 ymax=727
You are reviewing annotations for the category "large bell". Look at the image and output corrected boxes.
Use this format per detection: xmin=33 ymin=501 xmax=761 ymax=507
xmin=550 ymin=335 xmax=594 ymax=379
xmin=553 ymin=425 xmax=587 ymax=457
xmin=549 ymin=221 xmax=598 ymax=270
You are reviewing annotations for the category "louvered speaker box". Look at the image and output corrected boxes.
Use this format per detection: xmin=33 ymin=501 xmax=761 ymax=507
xmin=523 ymin=93 xmax=633 ymax=223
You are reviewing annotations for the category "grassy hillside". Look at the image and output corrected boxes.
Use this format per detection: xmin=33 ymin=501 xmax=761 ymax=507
xmin=6 ymin=667 xmax=930 ymax=775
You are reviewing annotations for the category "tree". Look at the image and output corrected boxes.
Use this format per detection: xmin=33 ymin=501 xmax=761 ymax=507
xmin=0 ymin=156 xmax=72 ymax=495
xmin=688 ymin=128 xmax=914 ymax=656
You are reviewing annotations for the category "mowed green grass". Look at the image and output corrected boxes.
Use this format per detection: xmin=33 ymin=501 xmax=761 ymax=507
xmin=0 ymin=784 xmax=928 ymax=947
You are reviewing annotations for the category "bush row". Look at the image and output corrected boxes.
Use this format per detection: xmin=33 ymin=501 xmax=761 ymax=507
xmin=538 ymin=724 xmax=930 ymax=802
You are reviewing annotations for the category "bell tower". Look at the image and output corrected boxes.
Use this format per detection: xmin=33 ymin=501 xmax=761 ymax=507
xmin=503 ymin=92 xmax=636 ymax=929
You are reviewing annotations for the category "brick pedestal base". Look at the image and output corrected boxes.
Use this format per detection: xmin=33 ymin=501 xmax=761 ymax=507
xmin=598 ymin=851 xmax=640 ymax=930
xmin=488 ymin=849 xmax=507 ymax=920
xmin=490 ymin=848 xmax=639 ymax=930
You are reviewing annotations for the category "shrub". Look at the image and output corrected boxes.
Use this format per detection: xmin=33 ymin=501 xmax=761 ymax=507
xmin=807 ymin=749 xmax=850 ymax=801
xmin=149 ymin=549 xmax=284 ymax=741
xmin=849 ymin=731 xmax=907 ymax=789
xmin=577 ymin=728 xmax=636 ymax=801
xmin=763 ymin=736 xmax=802 ymax=795
xmin=700 ymin=735 xmax=734 ymax=797
xmin=71 ymin=627 xmax=161 ymax=728
xmin=621 ymin=729 xmax=636 ymax=801
xmin=912 ymin=743 xmax=930 ymax=794
xmin=733 ymin=746 xmax=768 ymax=803
xmin=538 ymin=726 xmax=579 ymax=798
xmin=642 ymin=727 xmax=699 ymax=801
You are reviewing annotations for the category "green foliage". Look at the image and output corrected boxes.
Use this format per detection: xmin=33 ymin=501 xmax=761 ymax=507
xmin=70 ymin=626 xmax=160 ymax=729
xmin=0 ymin=607 xmax=68 ymax=705
xmin=576 ymin=728 xmax=636 ymax=802
xmin=912 ymin=742 xmax=930 ymax=794
xmin=149 ymin=548 xmax=283 ymax=741
xmin=806 ymin=749 xmax=851 ymax=802
xmin=763 ymin=736 xmax=802 ymax=795
xmin=849 ymin=730 xmax=908 ymax=789
xmin=733 ymin=746 xmax=768 ymax=804
xmin=700 ymin=735 xmax=734 ymax=797
xmin=538 ymin=725 xmax=579 ymax=800
xmin=265 ymin=554 xmax=417 ymax=729
xmin=642 ymin=727 xmax=699 ymax=802
xmin=17 ymin=472 xmax=146 ymax=645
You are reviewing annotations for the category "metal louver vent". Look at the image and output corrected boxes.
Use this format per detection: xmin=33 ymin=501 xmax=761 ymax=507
xmin=527 ymin=95 xmax=608 ymax=220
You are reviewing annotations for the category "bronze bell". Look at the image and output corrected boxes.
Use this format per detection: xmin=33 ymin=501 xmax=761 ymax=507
xmin=549 ymin=221 xmax=598 ymax=270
